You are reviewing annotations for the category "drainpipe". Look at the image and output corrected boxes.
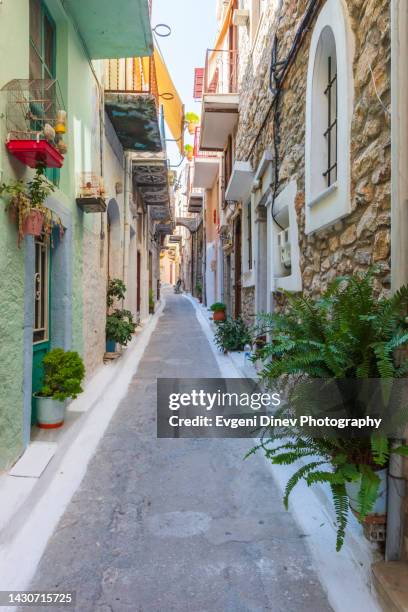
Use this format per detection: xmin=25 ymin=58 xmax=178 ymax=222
xmin=386 ymin=0 xmax=408 ymax=562
xmin=122 ymin=152 xmax=131 ymax=305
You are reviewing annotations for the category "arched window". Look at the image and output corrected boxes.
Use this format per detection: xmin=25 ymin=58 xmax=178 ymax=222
xmin=305 ymin=0 xmax=354 ymax=234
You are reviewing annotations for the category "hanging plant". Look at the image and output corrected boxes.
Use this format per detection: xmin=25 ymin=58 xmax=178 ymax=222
xmin=185 ymin=112 xmax=200 ymax=135
xmin=184 ymin=144 xmax=194 ymax=162
xmin=0 ymin=166 xmax=63 ymax=246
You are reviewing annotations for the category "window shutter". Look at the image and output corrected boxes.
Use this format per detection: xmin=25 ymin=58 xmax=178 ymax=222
xmin=193 ymin=68 xmax=205 ymax=100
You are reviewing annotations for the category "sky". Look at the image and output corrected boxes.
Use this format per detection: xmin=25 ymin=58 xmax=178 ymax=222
xmin=151 ymin=0 xmax=218 ymax=169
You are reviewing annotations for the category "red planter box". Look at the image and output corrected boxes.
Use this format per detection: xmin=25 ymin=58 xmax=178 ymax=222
xmin=6 ymin=140 xmax=64 ymax=168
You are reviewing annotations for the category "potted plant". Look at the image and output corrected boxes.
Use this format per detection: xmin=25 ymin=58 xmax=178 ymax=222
xmin=105 ymin=278 xmax=136 ymax=351
xmin=149 ymin=288 xmax=155 ymax=314
xmin=195 ymin=281 xmax=203 ymax=302
xmin=106 ymin=309 xmax=135 ymax=350
xmin=249 ymin=271 xmax=408 ymax=550
xmin=184 ymin=144 xmax=194 ymax=162
xmin=210 ymin=302 xmax=226 ymax=322
xmin=35 ymin=348 xmax=85 ymax=428
xmin=0 ymin=166 xmax=60 ymax=246
xmin=214 ymin=316 xmax=252 ymax=353
xmin=185 ymin=112 xmax=200 ymax=135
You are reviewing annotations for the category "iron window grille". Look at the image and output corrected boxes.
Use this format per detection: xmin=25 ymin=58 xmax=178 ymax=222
xmin=247 ymin=201 xmax=252 ymax=270
xmin=33 ymin=235 xmax=49 ymax=344
xmin=323 ymin=55 xmax=337 ymax=187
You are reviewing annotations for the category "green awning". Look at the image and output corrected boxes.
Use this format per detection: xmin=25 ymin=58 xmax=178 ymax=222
xmin=62 ymin=0 xmax=153 ymax=59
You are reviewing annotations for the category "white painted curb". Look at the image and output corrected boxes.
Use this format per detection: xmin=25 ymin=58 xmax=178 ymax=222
xmin=189 ymin=294 xmax=382 ymax=612
xmin=0 ymin=299 xmax=166 ymax=603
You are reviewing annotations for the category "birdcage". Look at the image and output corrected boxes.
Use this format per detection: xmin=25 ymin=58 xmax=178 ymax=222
xmin=76 ymin=172 xmax=107 ymax=213
xmin=1 ymin=79 xmax=67 ymax=168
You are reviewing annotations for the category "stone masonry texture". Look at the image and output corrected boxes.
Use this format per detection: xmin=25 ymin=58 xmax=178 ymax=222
xmin=235 ymin=0 xmax=391 ymax=300
xmin=26 ymin=293 xmax=332 ymax=612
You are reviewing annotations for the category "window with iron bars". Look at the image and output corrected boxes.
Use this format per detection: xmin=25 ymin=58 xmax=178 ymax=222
xmin=323 ymin=56 xmax=337 ymax=187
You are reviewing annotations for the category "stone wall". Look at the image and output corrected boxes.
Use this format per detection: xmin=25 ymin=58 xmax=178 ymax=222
xmin=241 ymin=285 xmax=255 ymax=326
xmin=235 ymin=0 xmax=391 ymax=301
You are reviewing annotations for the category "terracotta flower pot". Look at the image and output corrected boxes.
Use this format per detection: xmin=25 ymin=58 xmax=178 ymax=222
xmin=187 ymin=152 xmax=193 ymax=162
xmin=213 ymin=310 xmax=226 ymax=322
xmin=188 ymin=122 xmax=197 ymax=135
xmin=23 ymin=209 xmax=44 ymax=237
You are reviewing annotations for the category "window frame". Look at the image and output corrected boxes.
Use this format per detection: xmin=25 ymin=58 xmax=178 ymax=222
xmin=304 ymin=0 xmax=354 ymax=234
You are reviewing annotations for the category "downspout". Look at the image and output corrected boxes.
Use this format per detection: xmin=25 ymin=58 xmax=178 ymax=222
xmin=122 ymin=152 xmax=131 ymax=303
xmin=386 ymin=0 xmax=407 ymax=562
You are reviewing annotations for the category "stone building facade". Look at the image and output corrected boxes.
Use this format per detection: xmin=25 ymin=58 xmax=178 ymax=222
xmin=235 ymin=0 xmax=391 ymax=313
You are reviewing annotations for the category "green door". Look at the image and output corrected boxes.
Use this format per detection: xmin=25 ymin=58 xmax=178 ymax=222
xmin=32 ymin=236 xmax=51 ymax=424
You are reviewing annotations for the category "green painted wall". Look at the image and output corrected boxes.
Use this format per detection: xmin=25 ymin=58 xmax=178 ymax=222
xmin=0 ymin=0 xmax=106 ymax=470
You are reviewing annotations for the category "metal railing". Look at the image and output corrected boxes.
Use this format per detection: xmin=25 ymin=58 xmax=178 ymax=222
xmin=105 ymin=56 xmax=159 ymax=106
xmin=193 ymin=127 xmax=218 ymax=159
xmin=204 ymin=48 xmax=238 ymax=95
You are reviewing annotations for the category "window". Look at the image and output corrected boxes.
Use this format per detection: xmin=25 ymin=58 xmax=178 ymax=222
xmin=29 ymin=0 xmax=59 ymax=185
xmin=33 ymin=236 xmax=49 ymax=344
xmin=323 ymin=54 xmax=337 ymax=187
xmin=247 ymin=200 xmax=252 ymax=270
xmin=30 ymin=0 xmax=56 ymax=81
xmin=251 ymin=0 xmax=267 ymax=44
xmin=305 ymin=0 xmax=353 ymax=234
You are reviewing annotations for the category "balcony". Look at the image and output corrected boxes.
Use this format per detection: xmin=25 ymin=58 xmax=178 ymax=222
xmin=199 ymin=49 xmax=239 ymax=151
xmin=192 ymin=128 xmax=220 ymax=189
xmin=105 ymin=56 xmax=163 ymax=153
xmin=188 ymin=188 xmax=204 ymax=213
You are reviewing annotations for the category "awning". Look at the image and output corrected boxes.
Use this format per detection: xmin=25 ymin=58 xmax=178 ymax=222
xmin=61 ymin=0 xmax=153 ymax=59
xmin=154 ymin=47 xmax=185 ymax=155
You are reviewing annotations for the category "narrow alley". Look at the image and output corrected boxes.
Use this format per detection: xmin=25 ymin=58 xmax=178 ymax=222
xmin=26 ymin=293 xmax=331 ymax=612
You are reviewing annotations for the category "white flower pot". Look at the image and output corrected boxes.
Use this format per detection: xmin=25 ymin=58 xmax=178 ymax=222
xmin=35 ymin=396 xmax=66 ymax=429
xmin=345 ymin=468 xmax=387 ymax=517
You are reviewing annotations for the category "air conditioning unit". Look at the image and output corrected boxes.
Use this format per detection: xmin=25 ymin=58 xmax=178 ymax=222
xmin=232 ymin=9 xmax=249 ymax=27
xmin=277 ymin=228 xmax=291 ymax=269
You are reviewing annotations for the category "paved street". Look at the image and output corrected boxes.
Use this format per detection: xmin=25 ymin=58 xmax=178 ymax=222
xmin=26 ymin=295 xmax=332 ymax=612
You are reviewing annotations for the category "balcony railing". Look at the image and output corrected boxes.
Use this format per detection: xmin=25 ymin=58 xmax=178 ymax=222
xmin=105 ymin=56 xmax=159 ymax=106
xmin=204 ymin=48 xmax=238 ymax=95
xmin=193 ymin=127 xmax=218 ymax=159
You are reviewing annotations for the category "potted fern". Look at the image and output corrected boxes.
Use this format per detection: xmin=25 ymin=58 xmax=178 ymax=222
xmin=250 ymin=271 xmax=408 ymax=550
xmin=35 ymin=349 xmax=85 ymax=428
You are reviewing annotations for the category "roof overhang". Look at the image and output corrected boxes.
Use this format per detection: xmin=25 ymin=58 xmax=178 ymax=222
xmin=200 ymin=94 xmax=239 ymax=150
xmin=105 ymin=93 xmax=161 ymax=152
xmin=62 ymin=0 xmax=153 ymax=59
xmin=193 ymin=157 xmax=219 ymax=189
xmin=225 ymin=161 xmax=254 ymax=201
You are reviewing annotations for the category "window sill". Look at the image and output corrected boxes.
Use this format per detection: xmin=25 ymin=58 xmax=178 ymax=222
xmin=307 ymin=182 xmax=338 ymax=208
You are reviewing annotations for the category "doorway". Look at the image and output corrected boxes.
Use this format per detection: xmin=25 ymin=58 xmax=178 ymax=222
xmin=137 ymin=251 xmax=141 ymax=314
xmin=31 ymin=234 xmax=51 ymax=424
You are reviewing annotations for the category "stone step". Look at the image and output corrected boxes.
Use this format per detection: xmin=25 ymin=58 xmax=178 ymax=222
xmin=372 ymin=561 xmax=408 ymax=612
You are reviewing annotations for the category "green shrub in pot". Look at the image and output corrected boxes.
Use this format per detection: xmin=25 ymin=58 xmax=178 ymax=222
xmin=35 ymin=348 xmax=85 ymax=428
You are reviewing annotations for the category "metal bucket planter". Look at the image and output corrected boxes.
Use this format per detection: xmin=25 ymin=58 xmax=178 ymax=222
xmin=345 ymin=468 xmax=387 ymax=519
xmin=35 ymin=396 xmax=66 ymax=429
xmin=106 ymin=339 xmax=116 ymax=352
